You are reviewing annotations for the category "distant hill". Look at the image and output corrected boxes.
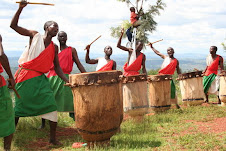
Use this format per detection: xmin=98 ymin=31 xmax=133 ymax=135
xmin=3 ymin=50 xmax=225 ymax=78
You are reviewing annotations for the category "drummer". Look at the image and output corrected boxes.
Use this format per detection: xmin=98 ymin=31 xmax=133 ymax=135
xmin=117 ymin=28 xmax=147 ymax=76
xmin=85 ymin=45 xmax=116 ymax=71
xmin=39 ymin=31 xmax=87 ymax=128
xmin=0 ymin=34 xmax=15 ymax=151
xmin=203 ymin=46 xmax=224 ymax=104
xmin=149 ymin=44 xmax=181 ymax=109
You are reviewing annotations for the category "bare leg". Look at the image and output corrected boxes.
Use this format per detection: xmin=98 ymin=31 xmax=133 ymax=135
xmin=49 ymin=121 xmax=60 ymax=145
xmin=15 ymin=117 xmax=19 ymax=127
xmin=38 ymin=118 xmax=46 ymax=129
xmin=205 ymin=93 xmax=209 ymax=103
xmin=217 ymin=96 xmax=221 ymax=104
xmin=4 ymin=133 xmax=13 ymax=151
xmin=176 ymin=104 xmax=181 ymax=109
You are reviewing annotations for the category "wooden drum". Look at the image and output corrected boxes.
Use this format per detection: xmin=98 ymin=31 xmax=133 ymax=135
xmin=148 ymin=75 xmax=172 ymax=112
xmin=178 ymin=71 xmax=205 ymax=106
xmin=219 ymin=71 xmax=226 ymax=106
xmin=68 ymin=70 xmax=123 ymax=144
xmin=122 ymin=74 xmax=149 ymax=117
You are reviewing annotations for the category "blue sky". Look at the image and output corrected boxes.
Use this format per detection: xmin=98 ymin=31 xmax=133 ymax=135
xmin=0 ymin=0 xmax=226 ymax=58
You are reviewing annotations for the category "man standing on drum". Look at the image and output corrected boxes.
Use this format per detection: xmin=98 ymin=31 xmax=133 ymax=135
xmin=203 ymin=46 xmax=224 ymax=104
xmin=10 ymin=1 xmax=68 ymax=145
xmin=117 ymin=28 xmax=147 ymax=76
xmin=149 ymin=44 xmax=181 ymax=109
xmin=37 ymin=31 xmax=86 ymax=128
xmin=85 ymin=45 xmax=116 ymax=71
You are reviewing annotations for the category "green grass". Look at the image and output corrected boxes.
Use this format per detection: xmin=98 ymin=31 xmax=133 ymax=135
xmin=0 ymin=99 xmax=225 ymax=151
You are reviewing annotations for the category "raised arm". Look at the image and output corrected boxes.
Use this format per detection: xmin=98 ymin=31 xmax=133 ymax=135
xmin=0 ymin=35 xmax=15 ymax=89
xmin=176 ymin=60 xmax=181 ymax=74
xmin=72 ymin=47 xmax=86 ymax=73
xmin=117 ymin=28 xmax=130 ymax=52
xmin=53 ymin=45 xmax=69 ymax=83
xmin=141 ymin=54 xmax=147 ymax=75
xmin=149 ymin=43 xmax=166 ymax=59
xmin=85 ymin=45 xmax=98 ymax=64
xmin=10 ymin=1 xmax=37 ymax=38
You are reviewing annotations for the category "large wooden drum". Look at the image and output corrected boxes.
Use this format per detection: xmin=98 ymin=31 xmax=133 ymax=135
xmin=68 ymin=70 xmax=123 ymax=143
xmin=178 ymin=71 xmax=205 ymax=106
xmin=122 ymin=74 xmax=149 ymax=117
xmin=219 ymin=71 xmax=226 ymax=106
xmin=147 ymin=75 xmax=172 ymax=112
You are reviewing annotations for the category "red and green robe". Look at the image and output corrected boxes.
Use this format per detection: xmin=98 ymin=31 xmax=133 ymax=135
xmin=203 ymin=55 xmax=221 ymax=94
xmin=123 ymin=53 xmax=143 ymax=76
xmin=14 ymin=41 xmax=57 ymax=120
xmin=158 ymin=57 xmax=178 ymax=99
xmin=0 ymin=64 xmax=15 ymax=137
xmin=47 ymin=47 xmax=74 ymax=112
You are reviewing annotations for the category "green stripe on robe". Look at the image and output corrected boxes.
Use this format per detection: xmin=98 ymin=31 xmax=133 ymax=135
xmin=171 ymin=80 xmax=176 ymax=99
xmin=49 ymin=74 xmax=74 ymax=112
xmin=0 ymin=86 xmax=15 ymax=137
xmin=15 ymin=74 xmax=57 ymax=117
xmin=203 ymin=73 xmax=217 ymax=94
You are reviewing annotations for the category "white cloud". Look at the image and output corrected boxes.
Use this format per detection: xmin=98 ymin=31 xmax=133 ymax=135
xmin=0 ymin=0 xmax=226 ymax=58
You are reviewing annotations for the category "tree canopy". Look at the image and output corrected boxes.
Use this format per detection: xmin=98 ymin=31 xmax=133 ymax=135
xmin=111 ymin=0 xmax=166 ymax=44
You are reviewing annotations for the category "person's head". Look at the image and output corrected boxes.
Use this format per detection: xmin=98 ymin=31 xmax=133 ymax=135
xmin=130 ymin=7 xmax=135 ymax=12
xmin=210 ymin=46 xmax=217 ymax=55
xmin=57 ymin=31 xmax=67 ymax=45
xmin=43 ymin=21 xmax=59 ymax=37
xmin=167 ymin=47 xmax=174 ymax=58
xmin=104 ymin=45 xmax=113 ymax=56
xmin=135 ymin=40 xmax=144 ymax=52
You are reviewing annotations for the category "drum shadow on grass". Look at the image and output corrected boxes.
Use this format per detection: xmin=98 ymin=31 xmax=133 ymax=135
xmin=111 ymin=139 xmax=161 ymax=149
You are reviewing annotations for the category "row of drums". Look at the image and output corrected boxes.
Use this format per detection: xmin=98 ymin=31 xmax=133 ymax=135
xmin=67 ymin=70 xmax=226 ymax=145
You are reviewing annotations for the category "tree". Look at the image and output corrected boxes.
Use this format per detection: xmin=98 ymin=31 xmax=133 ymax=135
xmin=110 ymin=0 xmax=166 ymax=43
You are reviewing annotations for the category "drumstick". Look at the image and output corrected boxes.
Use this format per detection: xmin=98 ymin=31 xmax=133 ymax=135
xmin=84 ymin=35 xmax=101 ymax=50
xmin=7 ymin=79 xmax=21 ymax=99
xmin=146 ymin=39 xmax=163 ymax=46
xmin=16 ymin=1 xmax=54 ymax=6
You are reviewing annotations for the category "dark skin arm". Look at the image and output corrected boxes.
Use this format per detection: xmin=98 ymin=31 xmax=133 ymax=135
xmin=10 ymin=1 xmax=37 ymax=40
xmin=85 ymin=45 xmax=98 ymax=64
xmin=117 ymin=28 xmax=131 ymax=52
xmin=112 ymin=61 xmax=117 ymax=70
xmin=219 ymin=56 xmax=224 ymax=71
xmin=141 ymin=54 xmax=147 ymax=75
xmin=72 ymin=47 xmax=86 ymax=72
xmin=149 ymin=44 xmax=166 ymax=59
xmin=0 ymin=35 xmax=15 ymax=89
xmin=176 ymin=60 xmax=181 ymax=74
xmin=53 ymin=45 xmax=69 ymax=83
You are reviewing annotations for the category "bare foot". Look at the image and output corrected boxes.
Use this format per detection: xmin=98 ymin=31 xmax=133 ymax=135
xmin=49 ymin=140 xmax=62 ymax=146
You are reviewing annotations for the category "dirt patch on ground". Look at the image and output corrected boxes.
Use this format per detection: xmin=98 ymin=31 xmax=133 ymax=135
xmin=25 ymin=127 xmax=78 ymax=151
xmin=185 ymin=117 xmax=226 ymax=134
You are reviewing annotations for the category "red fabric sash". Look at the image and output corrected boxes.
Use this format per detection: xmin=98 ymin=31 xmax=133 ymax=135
xmin=0 ymin=64 xmax=6 ymax=87
xmin=47 ymin=47 xmax=73 ymax=78
xmin=123 ymin=53 xmax=143 ymax=76
xmin=97 ymin=60 xmax=114 ymax=71
xmin=158 ymin=58 xmax=178 ymax=75
xmin=205 ymin=55 xmax=220 ymax=76
xmin=15 ymin=42 xmax=55 ymax=83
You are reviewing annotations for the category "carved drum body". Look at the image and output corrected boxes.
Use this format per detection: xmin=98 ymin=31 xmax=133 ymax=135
xmin=68 ymin=71 xmax=123 ymax=143
xmin=219 ymin=71 xmax=226 ymax=106
xmin=178 ymin=71 xmax=205 ymax=106
xmin=147 ymin=75 xmax=172 ymax=112
xmin=122 ymin=74 xmax=149 ymax=117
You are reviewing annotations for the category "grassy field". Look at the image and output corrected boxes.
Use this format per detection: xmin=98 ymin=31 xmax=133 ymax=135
xmin=0 ymin=96 xmax=225 ymax=151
